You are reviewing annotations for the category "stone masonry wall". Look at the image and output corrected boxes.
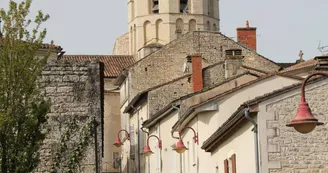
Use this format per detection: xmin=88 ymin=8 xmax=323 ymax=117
xmin=129 ymin=31 xmax=281 ymax=100
xmin=263 ymin=79 xmax=328 ymax=173
xmin=112 ymin=32 xmax=130 ymax=55
xmin=148 ymin=75 xmax=193 ymax=116
xmin=203 ymin=62 xmax=225 ymax=88
xmin=34 ymin=60 xmax=103 ymax=173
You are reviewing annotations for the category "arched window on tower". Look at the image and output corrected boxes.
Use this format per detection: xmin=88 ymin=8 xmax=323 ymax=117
xmin=144 ymin=21 xmax=152 ymax=45
xmin=156 ymin=19 xmax=163 ymax=42
xmin=133 ymin=24 xmax=137 ymax=53
xmin=176 ymin=18 xmax=184 ymax=39
xmin=213 ymin=23 xmax=217 ymax=31
xmin=152 ymin=0 xmax=159 ymax=13
xmin=189 ymin=19 xmax=196 ymax=31
xmin=180 ymin=0 xmax=190 ymax=13
xmin=130 ymin=26 xmax=133 ymax=54
xmin=206 ymin=21 xmax=211 ymax=31
xmin=208 ymin=0 xmax=214 ymax=16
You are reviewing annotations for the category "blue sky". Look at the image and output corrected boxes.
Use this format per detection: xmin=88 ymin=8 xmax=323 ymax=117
xmin=1 ymin=0 xmax=327 ymax=62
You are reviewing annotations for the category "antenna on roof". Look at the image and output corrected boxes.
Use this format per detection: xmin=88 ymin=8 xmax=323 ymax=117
xmin=318 ymin=41 xmax=328 ymax=54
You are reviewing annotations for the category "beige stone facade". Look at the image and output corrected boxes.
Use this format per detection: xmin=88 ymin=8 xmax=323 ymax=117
xmin=112 ymin=33 xmax=130 ymax=55
xmin=122 ymin=31 xmax=281 ymax=102
xmin=127 ymin=0 xmax=220 ymax=58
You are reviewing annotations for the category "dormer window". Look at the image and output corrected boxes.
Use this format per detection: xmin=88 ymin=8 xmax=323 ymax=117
xmin=152 ymin=0 xmax=159 ymax=13
xmin=180 ymin=0 xmax=189 ymax=13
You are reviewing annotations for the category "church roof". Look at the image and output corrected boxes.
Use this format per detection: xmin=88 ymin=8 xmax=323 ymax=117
xmin=280 ymin=58 xmax=317 ymax=73
xmin=62 ymin=55 xmax=135 ymax=78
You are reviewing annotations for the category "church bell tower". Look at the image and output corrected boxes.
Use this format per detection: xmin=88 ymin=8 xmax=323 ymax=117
xmin=128 ymin=0 xmax=220 ymax=59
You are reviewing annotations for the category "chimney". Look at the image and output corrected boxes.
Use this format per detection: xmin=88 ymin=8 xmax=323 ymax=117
xmin=314 ymin=54 xmax=328 ymax=71
xmin=224 ymin=49 xmax=244 ymax=79
xmin=190 ymin=54 xmax=203 ymax=92
xmin=237 ymin=20 xmax=257 ymax=51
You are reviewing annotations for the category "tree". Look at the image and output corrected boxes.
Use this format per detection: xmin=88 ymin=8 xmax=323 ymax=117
xmin=0 ymin=0 xmax=52 ymax=172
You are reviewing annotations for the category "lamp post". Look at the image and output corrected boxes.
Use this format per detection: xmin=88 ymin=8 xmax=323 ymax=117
xmin=174 ymin=127 xmax=198 ymax=154
xmin=143 ymin=135 xmax=162 ymax=156
xmin=113 ymin=129 xmax=130 ymax=147
xmin=286 ymin=72 xmax=325 ymax=133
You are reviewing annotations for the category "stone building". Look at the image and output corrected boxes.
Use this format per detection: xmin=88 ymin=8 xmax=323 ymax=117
xmin=201 ymin=76 xmax=328 ymax=173
xmin=61 ymin=55 xmax=135 ymax=173
xmin=115 ymin=0 xmax=220 ymax=59
xmin=35 ymin=59 xmax=104 ymax=173
xmin=141 ymin=73 xmax=302 ymax=173
xmin=112 ymin=1 xmax=293 ymax=173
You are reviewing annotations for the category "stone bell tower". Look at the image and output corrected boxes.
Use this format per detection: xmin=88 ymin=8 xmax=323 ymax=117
xmin=128 ymin=0 xmax=220 ymax=59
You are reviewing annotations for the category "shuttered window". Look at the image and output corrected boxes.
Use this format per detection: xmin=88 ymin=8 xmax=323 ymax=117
xmin=230 ymin=154 xmax=236 ymax=173
xmin=224 ymin=154 xmax=236 ymax=173
xmin=224 ymin=159 xmax=229 ymax=173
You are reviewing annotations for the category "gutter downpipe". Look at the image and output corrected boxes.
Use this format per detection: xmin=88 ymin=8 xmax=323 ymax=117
xmin=131 ymin=106 xmax=141 ymax=173
xmin=171 ymin=105 xmax=182 ymax=173
xmin=244 ymin=108 xmax=260 ymax=173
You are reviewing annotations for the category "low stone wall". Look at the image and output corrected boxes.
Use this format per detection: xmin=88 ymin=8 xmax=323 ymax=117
xmin=34 ymin=60 xmax=103 ymax=173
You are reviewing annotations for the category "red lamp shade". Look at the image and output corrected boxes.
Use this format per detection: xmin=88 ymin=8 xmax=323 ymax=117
xmin=113 ymin=137 xmax=123 ymax=147
xmin=174 ymin=139 xmax=188 ymax=154
xmin=143 ymin=145 xmax=154 ymax=157
xmin=286 ymin=102 xmax=324 ymax=134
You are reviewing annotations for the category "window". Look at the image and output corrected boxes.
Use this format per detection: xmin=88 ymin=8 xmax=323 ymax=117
xmin=152 ymin=0 xmax=159 ymax=13
xmin=176 ymin=18 xmax=184 ymax=39
xmin=189 ymin=19 xmax=196 ymax=31
xmin=180 ymin=0 xmax=189 ymax=13
xmin=224 ymin=154 xmax=236 ymax=173
xmin=208 ymin=0 xmax=214 ymax=16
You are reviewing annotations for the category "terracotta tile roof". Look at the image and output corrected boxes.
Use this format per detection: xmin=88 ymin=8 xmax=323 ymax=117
xmin=62 ymin=55 xmax=135 ymax=78
xmin=277 ymin=62 xmax=296 ymax=69
xmin=280 ymin=59 xmax=317 ymax=73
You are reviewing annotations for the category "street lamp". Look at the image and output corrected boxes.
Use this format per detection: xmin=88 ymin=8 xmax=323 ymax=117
xmin=286 ymin=72 xmax=325 ymax=133
xmin=143 ymin=135 xmax=162 ymax=157
xmin=113 ymin=129 xmax=130 ymax=147
xmin=174 ymin=127 xmax=198 ymax=154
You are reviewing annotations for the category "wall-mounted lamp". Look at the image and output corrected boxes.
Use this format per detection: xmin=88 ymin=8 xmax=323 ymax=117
xmin=144 ymin=135 xmax=162 ymax=157
xmin=286 ymin=72 xmax=325 ymax=133
xmin=174 ymin=127 xmax=198 ymax=154
xmin=113 ymin=129 xmax=130 ymax=147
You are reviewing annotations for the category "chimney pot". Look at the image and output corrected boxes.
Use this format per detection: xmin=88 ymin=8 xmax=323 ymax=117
xmin=237 ymin=20 xmax=257 ymax=51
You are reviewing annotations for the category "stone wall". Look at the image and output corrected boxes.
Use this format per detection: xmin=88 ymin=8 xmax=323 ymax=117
xmin=34 ymin=60 xmax=103 ymax=173
xmin=260 ymin=79 xmax=328 ymax=172
xmin=148 ymin=75 xmax=193 ymax=116
xmin=128 ymin=31 xmax=281 ymax=100
xmin=112 ymin=32 xmax=130 ymax=55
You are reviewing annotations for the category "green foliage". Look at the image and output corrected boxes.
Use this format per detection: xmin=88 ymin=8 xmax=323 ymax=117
xmin=0 ymin=1 xmax=95 ymax=173
xmin=0 ymin=0 xmax=51 ymax=172
xmin=51 ymin=118 xmax=94 ymax=173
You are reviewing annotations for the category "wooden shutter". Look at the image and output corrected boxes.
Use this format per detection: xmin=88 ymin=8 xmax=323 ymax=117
xmin=230 ymin=154 xmax=236 ymax=173
xmin=224 ymin=159 xmax=229 ymax=173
